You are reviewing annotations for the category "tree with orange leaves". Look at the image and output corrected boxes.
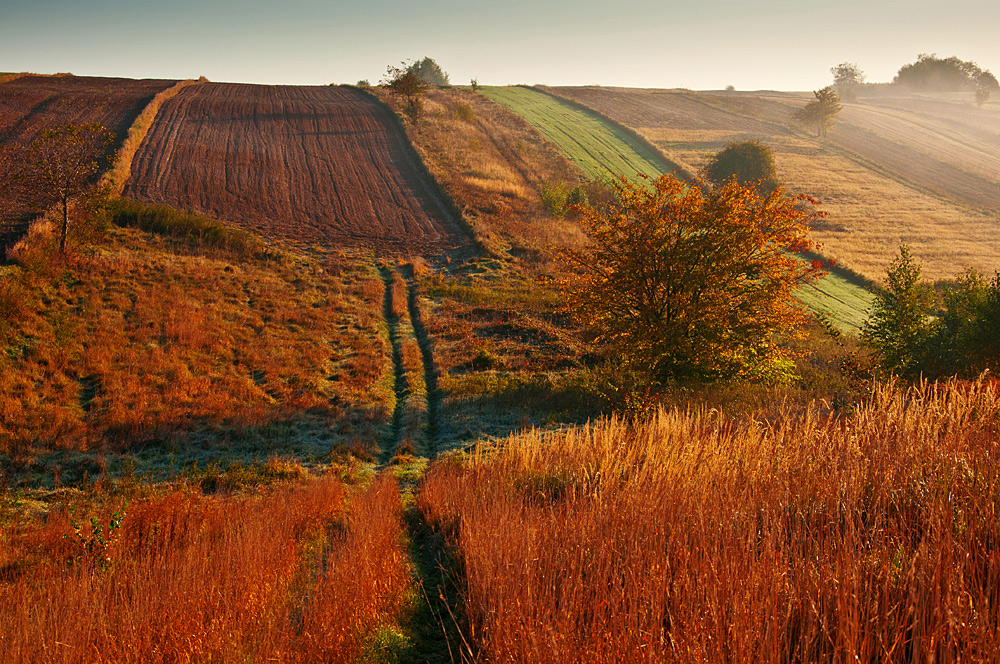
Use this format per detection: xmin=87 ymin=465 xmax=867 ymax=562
xmin=562 ymin=174 xmax=826 ymax=383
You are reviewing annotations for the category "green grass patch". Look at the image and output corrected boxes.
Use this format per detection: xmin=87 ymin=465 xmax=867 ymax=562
xmin=798 ymin=269 xmax=875 ymax=333
xmin=478 ymin=86 xmax=672 ymax=180
xmin=109 ymin=198 xmax=271 ymax=259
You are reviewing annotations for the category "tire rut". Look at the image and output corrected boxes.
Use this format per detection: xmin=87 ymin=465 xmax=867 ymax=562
xmin=379 ymin=264 xmax=408 ymax=463
xmin=399 ymin=264 xmax=441 ymax=457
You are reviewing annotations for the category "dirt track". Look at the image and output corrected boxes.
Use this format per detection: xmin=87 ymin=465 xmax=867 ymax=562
xmin=125 ymin=83 xmax=463 ymax=250
xmin=0 ymin=75 xmax=175 ymax=229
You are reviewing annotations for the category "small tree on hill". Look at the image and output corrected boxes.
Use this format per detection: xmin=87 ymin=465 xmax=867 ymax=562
xmin=381 ymin=62 xmax=429 ymax=122
xmin=831 ymin=62 xmax=865 ymax=102
xmin=703 ymin=140 xmax=779 ymax=194
xmin=976 ymin=86 xmax=991 ymax=108
xmin=793 ymin=87 xmax=842 ymax=137
xmin=860 ymin=245 xmax=934 ymax=377
xmin=13 ymin=122 xmax=114 ymax=253
xmin=561 ymin=174 xmax=825 ymax=383
xmin=408 ymin=57 xmax=449 ymax=86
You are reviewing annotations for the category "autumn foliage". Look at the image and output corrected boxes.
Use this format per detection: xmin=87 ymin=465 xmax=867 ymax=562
xmin=562 ymin=174 xmax=824 ymax=382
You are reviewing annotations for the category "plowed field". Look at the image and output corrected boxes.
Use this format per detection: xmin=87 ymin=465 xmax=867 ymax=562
xmin=0 ymin=75 xmax=175 ymax=231
xmin=125 ymin=83 xmax=462 ymax=250
xmin=548 ymin=86 xmax=1000 ymax=281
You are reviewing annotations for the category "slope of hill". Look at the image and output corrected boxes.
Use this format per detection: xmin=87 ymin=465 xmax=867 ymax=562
xmin=0 ymin=75 xmax=177 ymax=240
xmin=547 ymin=86 xmax=1000 ymax=282
xmin=0 ymin=221 xmax=394 ymax=481
xmin=125 ymin=83 xmax=465 ymax=251
xmin=369 ymin=86 xmax=586 ymax=256
xmin=478 ymin=86 xmax=875 ymax=333
xmin=478 ymin=86 xmax=675 ymax=180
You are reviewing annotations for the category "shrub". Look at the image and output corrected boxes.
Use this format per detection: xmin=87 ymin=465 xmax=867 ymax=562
xmin=453 ymin=102 xmax=475 ymax=123
xmin=704 ymin=140 xmax=779 ymax=193
xmin=562 ymin=174 xmax=825 ymax=383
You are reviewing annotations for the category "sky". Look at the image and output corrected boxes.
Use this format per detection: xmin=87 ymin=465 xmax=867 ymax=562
xmin=1 ymin=0 xmax=998 ymax=90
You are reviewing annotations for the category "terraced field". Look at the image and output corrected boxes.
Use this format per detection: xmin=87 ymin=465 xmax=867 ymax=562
xmin=126 ymin=83 xmax=464 ymax=250
xmin=478 ymin=86 xmax=676 ymax=180
xmin=547 ymin=86 xmax=1000 ymax=282
xmin=0 ymin=74 xmax=176 ymax=235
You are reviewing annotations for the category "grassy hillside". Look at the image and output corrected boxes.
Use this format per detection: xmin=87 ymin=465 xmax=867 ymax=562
xmin=0 ymin=211 xmax=395 ymax=483
xmin=421 ymin=380 xmax=1000 ymax=662
xmin=370 ymin=86 xmax=586 ymax=257
xmin=477 ymin=86 xmax=874 ymax=333
xmin=478 ymin=86 xmax=674 ymax=181
xmin=548 ymin=86 xmax=1000 ymax=282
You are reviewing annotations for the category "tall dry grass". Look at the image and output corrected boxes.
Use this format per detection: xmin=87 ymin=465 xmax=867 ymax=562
xmin=420 ymin=379 xmax=1000 ymax=662
xmin=0 ymin=474 xmax=411 ymax=663
xmin=101 ymin=78 xmax=202 ymax=195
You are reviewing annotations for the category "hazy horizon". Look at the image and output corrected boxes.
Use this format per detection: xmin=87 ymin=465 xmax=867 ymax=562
xmin=2 ymin=0 xmax=998 ymax=90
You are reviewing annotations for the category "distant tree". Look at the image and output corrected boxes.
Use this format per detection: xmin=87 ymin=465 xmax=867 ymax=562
xmin=860 ymin=245 xmax=935 ymax=377
xmin=793 ymin=87 xmax=842 ymax=137
xmin=408 ymin=57 xmax=449 ymax=86
xmin=561 ymin=174 xmax=825 ymax=383
xmin=831 ymin=62 xmax=865 ymax=101
xmin=703 ymin=140 xmax=779 ymax=194
xmin=381 ymin=61 xmax=430 ymax=121
xmin=894 ymin=54 xmax=1000 ymax=92
xmin=356 ymin=79 xmax=371 ymax=87
xmin=725 ymin=84 xmax=736 ymax=92
xmin=12 ymin=122 xmax=114 ymax=253
xmin=976 ymin=86 xmax=991 ymax=108
xmin=470 ymin=77 xmax=480 ymax=92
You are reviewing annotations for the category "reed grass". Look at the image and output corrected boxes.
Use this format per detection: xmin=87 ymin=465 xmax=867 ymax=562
xmin=420 ymin=378 xmax=1000 ymax=662
xmin=0 ymin=474 xmax=411 ymax=663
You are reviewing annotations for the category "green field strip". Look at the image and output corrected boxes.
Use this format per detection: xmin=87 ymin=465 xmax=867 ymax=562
xmin=479 ymin=86 xmax=874 ymax=333
xmin=797 ymin=270 xmax=875 ymax=333
xmin=478 ymin=86 xmax=671 ymax=181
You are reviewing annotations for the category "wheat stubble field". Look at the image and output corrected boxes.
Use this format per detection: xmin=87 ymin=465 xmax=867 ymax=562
xmin=548 ymin=86 xmax=1000 ymax=281
xmin=125 ymin=83 xmax=465 ymax=250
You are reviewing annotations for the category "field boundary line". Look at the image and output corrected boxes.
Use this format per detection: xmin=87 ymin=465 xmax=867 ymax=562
xmin=102 ymin=77 xmax=204 ymax=195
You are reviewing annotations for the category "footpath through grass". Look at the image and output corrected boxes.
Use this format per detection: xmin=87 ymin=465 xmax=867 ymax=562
xmin=478 ymin=86 xmax=672 ymax=181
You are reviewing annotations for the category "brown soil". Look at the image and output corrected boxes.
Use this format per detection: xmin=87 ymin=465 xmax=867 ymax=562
xmin=125 ymin=83 xmax=464 ymax=251
xmin=0 ymin=75 xmax=175 ymax=231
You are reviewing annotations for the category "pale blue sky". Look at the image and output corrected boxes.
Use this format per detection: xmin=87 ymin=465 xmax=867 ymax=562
xmin=1 ymin=0 xmax=997 ymax=90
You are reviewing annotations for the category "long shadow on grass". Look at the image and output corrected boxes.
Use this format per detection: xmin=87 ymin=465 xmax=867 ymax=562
xmin=400 ymin=496 xmax=471 ymax=664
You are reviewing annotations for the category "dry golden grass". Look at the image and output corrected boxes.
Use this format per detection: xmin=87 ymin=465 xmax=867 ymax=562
xmin=550 ymin=87 xmax=1000 ymax=282
xmin=0 ymin=474 xmax=411 ymax=663
xmin=374 ymin=86 xmax=588 ymax=257
xmin=0 ymin=223 xmax=393 ymax=474
xmin=421 ymin=378 xmax=1000 ymax=662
